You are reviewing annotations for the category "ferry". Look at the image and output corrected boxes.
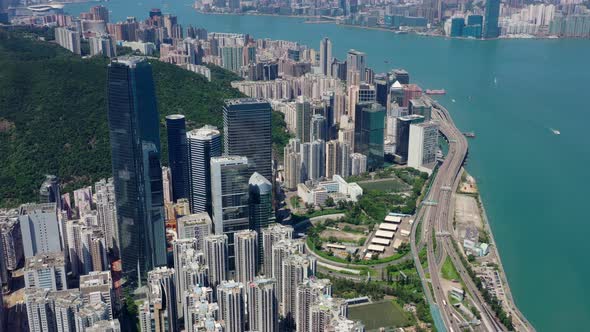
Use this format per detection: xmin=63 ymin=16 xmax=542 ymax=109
xmin=425 ymin=89 xmax=446 ymax=95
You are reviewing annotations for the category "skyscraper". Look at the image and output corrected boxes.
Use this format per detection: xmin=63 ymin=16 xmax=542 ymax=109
xmin=261 ymin=224 xmax=293 ymax=278
xmin=295 ymin=96 xmax=312 ymax=143
xmin=217 ymin=280 xmax=245 ymax=332
xmin=395 ymin=114 xmax=425 ymax=161
xmin=24 ymin=252 xmax=67 ymax=291
xmin=204 ymin=234 xmax=228 ymax=289
xmin=319 ymin=38 xmax=332 ymax=76
xmin=346 ymin=49 xmax=367 ymax=82
xmin=354 ymin=102 xmax=386 ymax=170
xmin=483 ymin=0 xmax=501 ymax=38
xmin=166 ymin=114 xmax=189 ymax=202
xmin=247 ymin=277 xmax=279 ymax=332
xmin=177 ymin=212 xmax=212 ymax=250
xmin=281 ymin=254 xmax=316 ymax=323
xmin=408 ymin=122 xmax=439 ymax=173
xmin=223 ymin=99 xmax=273 ymax=181
xmin=272 ymin=239 xmax=304 ymax=305
xmin=39 ymin=175 xmax=61 ymax=209
xmin=145 ymin=267 xmax=178 ymax=332
xmin=248 ymin=172 xmax=275 ymax=264
xmin=95 ymin=178 xmax=118 ymax=251
xmin=187 ymin=125 xmax=222 ymax=215
xmin=210 ymin=156 xmax=251 ymax=271
xmin=311 ymin=114 xmax=328 ymax=141
xmin=106 ymin=57 xmax=167 ymax=283
xmin=234 ymin=230 xmax=257 ymax=284
xmin=296 ymin=278 xmax=332 ymax=332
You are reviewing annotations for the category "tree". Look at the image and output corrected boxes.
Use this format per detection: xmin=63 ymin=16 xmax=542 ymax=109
xmin=325 ymin=196 xmax=335 ymax=207
xmin=468 ymin=254 xmax=476 ymax=262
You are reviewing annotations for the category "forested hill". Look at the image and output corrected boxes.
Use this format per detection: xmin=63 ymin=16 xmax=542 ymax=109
xmin=0 ymin=28 xmax=290 ymax=207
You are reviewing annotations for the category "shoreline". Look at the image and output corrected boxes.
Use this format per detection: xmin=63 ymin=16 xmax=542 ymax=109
xmin=465 ymin=172 xmax=535 ymax=330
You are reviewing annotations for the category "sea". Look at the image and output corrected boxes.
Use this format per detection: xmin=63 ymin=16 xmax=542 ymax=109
xmin=64 ymin=1 xmax=590 ymax=330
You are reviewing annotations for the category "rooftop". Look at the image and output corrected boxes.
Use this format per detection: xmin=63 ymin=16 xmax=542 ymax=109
xmin=25 ymin=252 xmax=65 ymax=270
xmin=186 ymin=125 xmax=220 ymax=140
xmin=178 ymin=212 xmax=212 ymax=225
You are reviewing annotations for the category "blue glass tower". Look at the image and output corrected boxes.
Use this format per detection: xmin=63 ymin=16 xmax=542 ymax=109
xmin=107 ymin=57 xmax=167 ymax=284
xmin=165 ymin=114 xmax=189 ymax=202
xmin=483 ymin=0 xmax=500 ymax=39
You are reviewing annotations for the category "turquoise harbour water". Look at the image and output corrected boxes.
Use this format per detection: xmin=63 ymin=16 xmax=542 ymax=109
xmin=65 ymin=1 xmax=590 ymax=330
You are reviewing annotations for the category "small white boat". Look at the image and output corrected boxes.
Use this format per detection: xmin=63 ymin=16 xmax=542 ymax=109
xmin=550 ymin=128 xmax=560 ymax=135
xmin=451 ymin=99 xmax=456 ymax=103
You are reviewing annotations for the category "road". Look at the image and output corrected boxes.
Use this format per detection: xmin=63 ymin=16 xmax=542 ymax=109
xmin=411 ymin=97 xmax=518 ymax=332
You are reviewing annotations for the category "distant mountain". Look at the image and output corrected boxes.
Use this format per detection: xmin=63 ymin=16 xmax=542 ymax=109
xmin=0 ymin=28 xmax=289 ymax=207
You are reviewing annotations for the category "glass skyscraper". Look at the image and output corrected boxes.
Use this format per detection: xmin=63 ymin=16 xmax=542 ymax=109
xmin=165 ymin=114 xmax=189 ymax=202
xmin=187 ymin=125 xmax=222 ymax=215
xmin=106 ymin=57 xmax=167 ymax=284
xmin=483 ymin=0 xmax=500 ymax=39
xmin=223 ymin=98 xmax=273 ymax=181
xmin=355 ymin=102 xmax=386 ymax=170
xmin=248 ymin=172 xmax=275 ymax=266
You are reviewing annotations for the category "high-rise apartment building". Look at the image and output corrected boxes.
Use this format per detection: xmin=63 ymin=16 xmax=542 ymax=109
xmin=55 ymin=27 xmax=81 ymax=55
xmin=210 ymin=156 xmax=251 ymax=270
xmin=280 ymin=254 xmax=316 ymax=321
xmin=247 ymin=277 xmax=279 ymax=332
xmin=79 ymin=271 xmax=114 ymax=320
xmin=19 ymin=203 xmax=62 ymax=258
xmin=234 ymin=230 xmax=257 ymax=284
xmin=216 ymin=280 xmax=245 ymax=332
xmin=106 ymin=57 xmax=167 ymax=283
xmin=0 ymin=213 xmax=23 ymax=277
xmin=272 ymin=239 xmax=304 ymax=306
xmin=204 ymin=234 xmax=228 ymax=288
xmin=145 ymin=267 xmax=178 ymax=332
xmin=350 ymin=153 xmax=367 ymax=176
xmin=95 ymin=178 xmax=118 ymax=251
xmin=296 ymin=278 xmax=332 ymax=332
xmin=309 ymin=296 xmax=349 ymax=332
xmin=166 ymin=114 xmax=189 ymax=202
xmin=261 ymin=224 xmax=293 ymax=278
xmin=187 ymin=125 xmax=222 ymax=215
xmin=223 ymin=99 xmax=273 ymax=181
xmin=311 ymin=114 xmax=328 ymax=141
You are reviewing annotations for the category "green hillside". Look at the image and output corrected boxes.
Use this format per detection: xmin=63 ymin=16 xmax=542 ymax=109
xmin=0 ymin=28 xmax=290 ymax=207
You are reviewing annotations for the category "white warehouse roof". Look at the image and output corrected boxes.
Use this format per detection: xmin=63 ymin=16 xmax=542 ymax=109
xmin=375 ymin=230 xmax=395 ymax=239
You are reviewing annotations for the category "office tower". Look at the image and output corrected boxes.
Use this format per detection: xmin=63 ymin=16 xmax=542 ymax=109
xmin=146 ymin=267 xmax=178 ymax=332
xmin=319 ymin=37 xmax=332 ymax=76
xmin=39 ymin=175 xmax=61 ymax=208
xmin=272 ymin=239 xmax=304 ymax=305
xmin=296 ymin=278 xmax=332 ymax=332
xmin=55 ymin=27 xmax=81 ymax=55
xmin=90 ymin=5 xmax=109 ymax=22
xmin=210 ymin=156 xmax=250 ymax=270
xmin=261 ymin=224 xmax=293 ymax=278
xmin=296 ymin=96 xmax=312 ymax=143
xmin=284 ymin=140 xmax=302 ymax=190
xmin=358 ymin=83 xmax=376 ymax=103
xmin=187 ymin=125 xmax=222 ymax=215
xmin=392 ymin=69 xmax=410 ymax=85
xmin=217 ymin=280 xmax=245 ymax=332
xmin=374 ymin=78 xmax=389 ymax=108
xmin=24 ymin=252 xmax=67 ymax=291
xmin=223 ymin=99 xmax=273 ymax=181
xmin=234 ymin=230 xmax=257 ymax=284
xmin=248 ymin=173 xmax=275 ymax=264
xmin=281 ymin=254 xmax=316 ymax=322
xmin=79 ymin=271 xmax=114 ymax=320
xmin=95 ymin=178 xmax=118 ymax=251
xmin=354 ymin=102 xmax=385 ymax=170
xmin=166 ymin=114 xmax=189 ymax=202
xmin=311 ymin=114 xmax=327 ymax=141
xmin=409 ymin=97 xmax=432 ymax=121
xmin=389 ymin=80 xmax=404 ymax=108
xmin=177 ymin=212 xmax=212 ymax=250
xmin=450 ymin=17 xmax=465 ymax=37
xmin=395 ymin=115 xmax=425 ymax=161
xmin=309 ymin=296 xmax=349 ymax=332
xmin=247 ymin=277 xmax=278 ymax=332
xmin=307 ymin=140 xmax=326 ymax=180
xmin=350 ymin=153 xmax=367 ymax=176
xmin=87 ymin=319 xmax=122 ymax=332
xmin=346 ymin=49 xmax=367 ymax=82
xmin=408 ymin=122 xmax=439 ymax=172
xmin=204 ymin=234 xmax=228 ymax=288
xmin=106 ymin=57 xmax=167 ymax=283
xmin=483 ymin=0 xmax=501 ymax=38
xmin=19 ymin=203 xmax=62 ymax=258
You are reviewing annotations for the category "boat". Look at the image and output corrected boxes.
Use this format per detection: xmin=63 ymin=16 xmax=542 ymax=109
xmin=550 ymin=128 xmax=561 ymax=135
xmin=425 ymin=89 xmax=446 ymax=95
xmin=463 ymin=132 xmax=476 ymax=138
xmin=451 ymin=99 xmax=456 ymax=103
